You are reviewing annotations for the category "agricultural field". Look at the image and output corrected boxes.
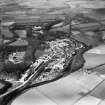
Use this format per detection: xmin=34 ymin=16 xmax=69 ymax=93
xmin=1 ymin=0 xmax=105 ymax=105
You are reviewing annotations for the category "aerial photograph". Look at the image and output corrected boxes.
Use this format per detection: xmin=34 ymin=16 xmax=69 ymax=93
xmin=0 ymin=0 xmax=105 ymax=105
